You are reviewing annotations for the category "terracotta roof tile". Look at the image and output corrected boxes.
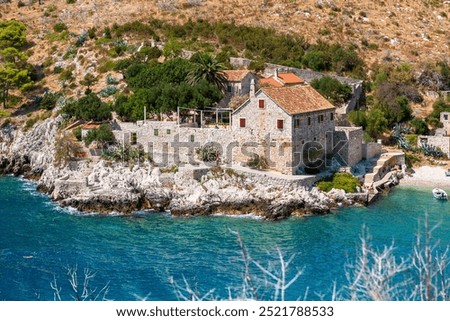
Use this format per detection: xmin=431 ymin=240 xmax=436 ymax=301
xmin=260 ymin=77 xmax=283 ymax=87
xmin=221 ymin=70 xmax=250 ymax=82
xmin=262 ymin=85 xmax=335 ymax=115
xmin=82 ymin=124 xmax=101 ymax=129
xmin=277 ymin=73 xmax=304 ymax=84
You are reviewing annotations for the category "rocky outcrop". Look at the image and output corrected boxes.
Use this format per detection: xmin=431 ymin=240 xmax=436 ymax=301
xmin=0 ymin=116 xmax=366 ymax=220
xmin=0 ymin=116 xmax=60 ymax=177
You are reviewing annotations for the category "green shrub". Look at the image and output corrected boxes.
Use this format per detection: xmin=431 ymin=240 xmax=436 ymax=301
xmin=246 ymin=155 xmax=268 ymax=170
xmin=98 ymin=60 xmax=116 ymax=73
xmin=66 ymin=0 xmax=76 ymax=4
xmin=405 ymin=152 xmax=421 ymax=169
xmin=72 ymin=127 xmax=82 ymax=141
xmin=311 ymin=76 xmax=352 ymax=105
xmin=405 ymin=134 xmax=418 ymax=147
xmin=83 ymin=124 xmax=115 ymax=146
xmin=24 ymin=116 xmax=38 ymax=131
xmin=40 ymin=92 xmax=60 ymax=110
xmin=0 ymin=110 xmax=11 ymax=118
xmin=53 ymin=22 xmax=68 ymax=33
xmin=88 ymin=27 xmax=97 ymax=39
xmin=410 ymin=117 xmax=429 ymax=135
xmin=317 ymin=173 xmax=360 ymax=193
xmin=196 ymin=145 xmax=220 ymax=162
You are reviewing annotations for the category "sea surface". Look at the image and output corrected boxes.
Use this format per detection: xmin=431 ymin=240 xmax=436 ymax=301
xmin=0 ymin=175 xmax=449 ymax=301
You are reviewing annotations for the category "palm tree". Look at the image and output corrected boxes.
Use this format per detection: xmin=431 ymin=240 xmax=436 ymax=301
xmin=187 ymin=52 xmax=227 ymax=92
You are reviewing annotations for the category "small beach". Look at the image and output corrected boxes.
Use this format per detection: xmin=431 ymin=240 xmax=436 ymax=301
xmin=400 ymin=166 xmax=450 ymax=188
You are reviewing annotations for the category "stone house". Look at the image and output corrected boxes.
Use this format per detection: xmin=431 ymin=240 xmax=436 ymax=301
xmin=415 ymin=112 xmax=450 ymax=158
xmin=232 ymin=81 xmax=336 ymax=174
xmin=221 ymin=70 xmax=255 ymax=96
xmin=112 ymin=76 xmax=368 ymax=175
xmin=418 ymin=112 xmax=450 ymax=158
xmin=441 ymin=111 xmax=450 ymax=135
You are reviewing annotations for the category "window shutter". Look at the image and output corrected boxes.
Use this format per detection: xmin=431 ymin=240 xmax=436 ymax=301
xmin=258 ymin=99 xmax=265 ymax=109
xmin=277 ymin=119 xmax=284 ymax=129
xmin=239 ymin=118 xmax=246 ymax=128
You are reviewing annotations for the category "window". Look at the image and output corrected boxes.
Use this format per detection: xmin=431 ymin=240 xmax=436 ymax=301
xmin=318 ymin=114 xmax=324 ymax=123
xmin=190 ymin=135 xmax=195 ymax=142
xmin=227 ymin=85 xmax=232 ymax=93
xmin=258 ymin=99 xmax=265 ymax=109
xmin=277 ymin=119 xmax=284 ymax=129
xmin=330 ymin=112 xmax=334 ymax=121
xmin=154 ymin=129 xmax=159 ymax=136
xmin=308 ymin=117 xmax=311 ymax=126
xmin=166 ymin=129 xmax=171 ymax=135
xmin=294 ymin=118 xmax=301 ymax=128
xmin=131 ymin=132 xmax=137 ymax=145
xmin=239 ymin=118 xmax=246 ymax=128
xmin=444 ymin=114 xmax=449 ymax=121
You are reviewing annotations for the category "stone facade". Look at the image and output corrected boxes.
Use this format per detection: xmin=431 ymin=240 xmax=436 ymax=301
xmin=223 ymin=71 xmax=255 ymax=96
xmin=333 ymin=127 xmax=364 ymax=167
xmin=362 ymin=142 xmax=383 ymax=160
xmin=111 ymin=77 xmax=382 ymax=176
xmin=418 ymin=135 xmax=450 ymax=158
xmin=415 ymin=112 xmax=450 ymax=158
xmin=232 ymin=91 xmax=295 ymax=174
xmin=440 ymin=112 xmax=450 ymax=135
xmin=232 ymin=85 xmax=335 ymax=174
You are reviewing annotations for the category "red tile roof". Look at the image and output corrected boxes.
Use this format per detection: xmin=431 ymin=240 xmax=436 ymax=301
xmin=277 ymin=73 xmax=304 ymax=85
xmin=262 ymin=85 xmax=335 ymax=115
xmin=82 ymin=124 xmax=101 ymax=130
xmin=221 ymin=70 xmax=251 ymax=82
xmin=260 ymin=77 xmax=283 ymax=87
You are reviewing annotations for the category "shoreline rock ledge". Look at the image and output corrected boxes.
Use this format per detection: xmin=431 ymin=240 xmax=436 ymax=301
xmin=1 ymin=117 xmax=367 ymax=220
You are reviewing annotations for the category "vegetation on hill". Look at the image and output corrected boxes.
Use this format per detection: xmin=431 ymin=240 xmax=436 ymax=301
xmin=114 ymin=55 xmax=223 ymax=122
xmin=0 ymin=20 xmax=33 ymax=109
xmin=107 ymin=19 xmax=365 ymax=78
xmin=310 ymin=76 xmax=352 ymax=105
xmin=62 ymin=93 xmax=111 ymax=121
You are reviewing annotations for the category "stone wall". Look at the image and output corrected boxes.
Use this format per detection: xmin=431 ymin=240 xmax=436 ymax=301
xmin=440 ymin=112 xmax=450 ymax=136
xmin=232 ymin=91 xmax=294 ymax=174
xmin=227 ymin=73 xmax=255 ymax=96
xmin=292 ymin=110 xmax=335 ymax=171
xmin=333 ymin=127 xmax=363 ymax=167
xmin=418 ymin=135 xmax=450 ymax=157
xmin=362 ymin=142 xmax=382 ymax=160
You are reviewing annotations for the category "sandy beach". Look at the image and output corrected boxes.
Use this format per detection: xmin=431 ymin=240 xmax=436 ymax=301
xmin=400 ymin=166 xmax=450 ymax=188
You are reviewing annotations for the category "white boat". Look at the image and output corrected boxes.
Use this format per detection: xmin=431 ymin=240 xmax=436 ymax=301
xmin=433 ymin=188 xmax=448 ymax=200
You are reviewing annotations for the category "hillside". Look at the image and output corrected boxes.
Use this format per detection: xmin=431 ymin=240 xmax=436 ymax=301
xmin=1 ymin=0 xmax=450 ymax=127
xmin=3 ymin=0 xmax=450 ymax=67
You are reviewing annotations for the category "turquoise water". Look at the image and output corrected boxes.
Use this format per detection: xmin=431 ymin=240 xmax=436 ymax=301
xmin=0 ymin=175 xmax=449 ymax=301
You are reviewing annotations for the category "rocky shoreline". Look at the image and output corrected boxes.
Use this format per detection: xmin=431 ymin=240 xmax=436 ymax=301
xmin=0 ymin=117 xmax=371 ymax=220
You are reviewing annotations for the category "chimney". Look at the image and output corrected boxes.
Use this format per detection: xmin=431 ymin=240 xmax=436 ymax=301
xmin=250 ymin=79 xmax=255 ymax=98
xmin=274 ymin=68 xmax=278 ymax=80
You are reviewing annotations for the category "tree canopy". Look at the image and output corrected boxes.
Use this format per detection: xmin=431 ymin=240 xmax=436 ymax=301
xmin=0 ymin=21 xmax=32 ymax=109
xmin=0 ymin=20 xmax=27 ymax=50
xmin=62 ymin=93 xmax=111 ymax=121
xmin=311 ymin=76 xmax=352 ymax=105
xmin=116 ymin=57 xmax=223 ymax=122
